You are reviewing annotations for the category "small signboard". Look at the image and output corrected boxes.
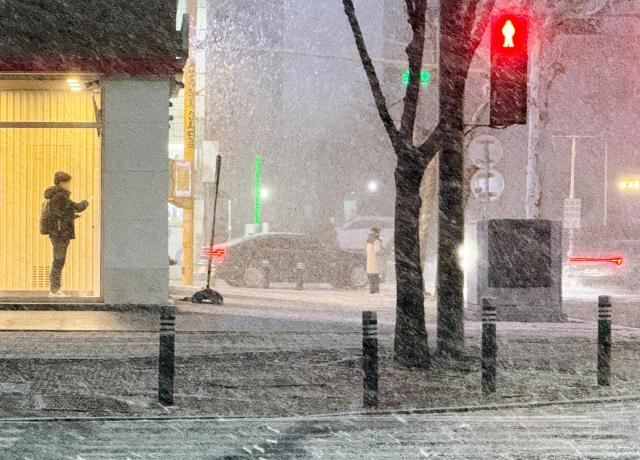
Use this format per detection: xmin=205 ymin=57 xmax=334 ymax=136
xmin=563 ymin=198 xmax=581 ymax=229
xmin=171 ymin=160 xmax=193 ymax=199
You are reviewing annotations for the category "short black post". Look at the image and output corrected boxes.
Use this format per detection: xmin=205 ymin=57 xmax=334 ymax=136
xmin=481 ymin=298 xmax=497 ymax=394
xmin=362 ymin=311 xmax=378 ymax=408
xmin=158 ymin=306 xmax=176 ymax=405
xmin=598 ymin=295 xmax=612 ymax=386
xmin=295 ymin=262 xmax=305 ymax=290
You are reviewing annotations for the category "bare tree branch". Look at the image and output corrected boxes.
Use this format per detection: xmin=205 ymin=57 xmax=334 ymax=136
xmin=417 ymin=125 xmax=445 ymax=169
xmin=343 ymin=0 xmax=400 ymax=150
xmin=469 ymin=0 xmax=496 ymax=53
xmin=399 ymin=0 xmax=427 ymax=143
xmin=415 ymin=0 xmax=494 ymax=164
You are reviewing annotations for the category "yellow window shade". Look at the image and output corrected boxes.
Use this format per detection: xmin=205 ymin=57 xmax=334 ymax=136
xmin=0 ymin=87 xmax=100 ymax=297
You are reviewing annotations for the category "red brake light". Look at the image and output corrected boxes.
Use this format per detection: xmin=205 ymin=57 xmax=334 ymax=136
xmin=202 ymin=245 xmax=227 ymax=262
xmin=569 ymin=256 xmax=624 ymax=266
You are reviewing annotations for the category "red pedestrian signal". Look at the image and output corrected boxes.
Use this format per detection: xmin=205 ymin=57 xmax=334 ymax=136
xmin=490 ymin=14 xmax=529 ymax=127
xmin=502 ymin=20 xmax=516 ymax=48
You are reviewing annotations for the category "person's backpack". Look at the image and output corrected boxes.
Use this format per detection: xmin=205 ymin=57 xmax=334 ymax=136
xmin=39 ymin=200 xmax=55 ymax=235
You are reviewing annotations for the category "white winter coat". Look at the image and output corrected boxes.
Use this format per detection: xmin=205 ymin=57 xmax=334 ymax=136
xmin=366 ymin=235 xmax=384 ymax=274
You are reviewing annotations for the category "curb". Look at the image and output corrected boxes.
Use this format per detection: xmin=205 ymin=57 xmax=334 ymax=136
xmin=1 ymin=395 xmax=639 ymax=424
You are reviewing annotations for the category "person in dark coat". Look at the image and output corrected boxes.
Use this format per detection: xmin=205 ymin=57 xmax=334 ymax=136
xmin=43 ymin=171 xmax=89 ymax=296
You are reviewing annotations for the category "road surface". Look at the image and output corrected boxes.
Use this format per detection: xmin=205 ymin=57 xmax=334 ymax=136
xmin=2 ymin=401 xmax=640 ymax=458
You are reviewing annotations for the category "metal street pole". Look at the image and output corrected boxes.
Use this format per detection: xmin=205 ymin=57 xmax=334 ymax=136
xmin=480 ymin=139 xmax=493 ymax=219
xmin=227 ymin=199 xmax=232 ymax=238
xmin=568 ymin=137 xmax=577 ymax=257
xmin=569 ymin=137 xmax=577 ymax=200
xmin=553 ymin=133 xmax=598 ymax=257
xmin=603 ymin=136 xmax=609 ymax=226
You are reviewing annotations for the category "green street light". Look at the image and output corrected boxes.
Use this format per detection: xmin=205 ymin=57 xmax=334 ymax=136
xmin=402 ymin=69 xmax=431 ymax=86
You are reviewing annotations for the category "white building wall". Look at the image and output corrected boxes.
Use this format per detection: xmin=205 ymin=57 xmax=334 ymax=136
xmin=101 ymin=79 xmax=171 ymax=304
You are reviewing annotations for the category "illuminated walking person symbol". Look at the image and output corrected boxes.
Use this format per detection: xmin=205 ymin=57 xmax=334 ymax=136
xmin=502 ymin=20 xmax=516 ymax=48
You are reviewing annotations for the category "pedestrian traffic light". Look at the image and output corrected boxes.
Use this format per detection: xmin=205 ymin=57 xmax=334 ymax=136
xmin=490 ymin=14 xmax=529 ymax=127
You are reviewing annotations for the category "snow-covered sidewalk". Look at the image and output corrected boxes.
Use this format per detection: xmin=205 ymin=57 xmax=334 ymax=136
xmin=0 ymin=316 xmax=639 ymax=418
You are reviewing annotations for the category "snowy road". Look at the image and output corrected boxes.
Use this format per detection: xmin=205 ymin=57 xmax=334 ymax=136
xmin=3 ymin=401 xmax=640 ymax=459
xmin=179 ymin=283 xmax=640 ymax=331
xmin=1 ymin=282 xmax=640 ymax=334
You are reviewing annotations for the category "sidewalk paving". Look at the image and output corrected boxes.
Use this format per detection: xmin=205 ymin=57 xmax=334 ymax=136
xmin=0 ymin=315 xmax=639 ymax=419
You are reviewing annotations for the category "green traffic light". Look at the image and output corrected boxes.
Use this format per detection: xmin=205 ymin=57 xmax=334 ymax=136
xmin=402 ymin=69 xmax=431 ymax=86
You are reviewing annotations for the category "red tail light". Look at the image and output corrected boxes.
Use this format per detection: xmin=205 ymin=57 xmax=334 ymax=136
xmin=569 ymin=256 xmax=624 ymax=266
xmin=202 ymin=245 xmax=227 ymax=262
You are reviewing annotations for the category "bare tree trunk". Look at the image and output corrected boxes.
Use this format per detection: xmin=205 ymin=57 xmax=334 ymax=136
xmin=419 ymin=156 xmax=438 ymax=294
xmin=436 ymin=130 xmax=465 ymax=357
xmin=394 ymin=150 xmax=430 ymax=368
xmin=435 ymin=1 xmax=471 ymax=357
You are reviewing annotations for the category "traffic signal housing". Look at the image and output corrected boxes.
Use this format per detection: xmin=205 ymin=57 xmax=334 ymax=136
xmin=490 ymin=14 xmax=529 ymax=127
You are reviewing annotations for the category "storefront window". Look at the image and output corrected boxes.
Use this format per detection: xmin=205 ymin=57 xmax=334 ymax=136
xmin=0 ymin=81 xmax=101 ymax=299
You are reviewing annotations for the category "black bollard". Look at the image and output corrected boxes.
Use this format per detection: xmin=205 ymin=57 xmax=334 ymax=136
xmin=481 ymin=298 xmax=497 ymax=394
xmin=158 ymin=306 xmax=176 ymax=405
xmin=362 ymin=311 xmax=378 ymax=408
xmin=295 ymin=262 xmax=305 ymax=290
xmin=598 ymin=295 xmax=612 ymax=386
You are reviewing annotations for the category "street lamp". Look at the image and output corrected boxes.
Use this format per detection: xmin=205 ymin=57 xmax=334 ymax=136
xmin=367 ymin=180 xmax=380 ymax=193
xmin=260 ymin=187 xmax=271 ymax=201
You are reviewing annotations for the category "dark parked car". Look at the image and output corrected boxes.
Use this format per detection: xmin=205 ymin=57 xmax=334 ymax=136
xmin=201 ymin=233 xmax=368 ymax=289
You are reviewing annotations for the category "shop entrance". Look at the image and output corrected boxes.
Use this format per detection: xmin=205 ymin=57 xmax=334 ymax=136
xmin=0 ymin=80 xmax=101 ymax=299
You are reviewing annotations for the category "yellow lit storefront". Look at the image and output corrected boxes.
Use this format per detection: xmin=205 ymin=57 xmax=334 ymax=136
xmin=0 ymin=0 xmax=184 ymax=304
xmin=0 ymin=80 xmax=101 ymax=298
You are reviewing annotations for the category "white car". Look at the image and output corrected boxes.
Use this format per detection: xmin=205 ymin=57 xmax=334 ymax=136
xmin=336 ymin=216 xmax=394 ymax=252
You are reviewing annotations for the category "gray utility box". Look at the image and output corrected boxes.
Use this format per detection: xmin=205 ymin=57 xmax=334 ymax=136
xmin=475 ymin=219 xmax=565 ymax=322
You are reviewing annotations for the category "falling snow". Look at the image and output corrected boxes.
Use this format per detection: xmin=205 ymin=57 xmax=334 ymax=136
xmin=1 ymin=0 xmax=640 ymax=458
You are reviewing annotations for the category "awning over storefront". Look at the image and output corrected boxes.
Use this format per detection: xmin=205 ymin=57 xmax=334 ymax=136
xmin=0 ymin=0 xmax=184 ymax=75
